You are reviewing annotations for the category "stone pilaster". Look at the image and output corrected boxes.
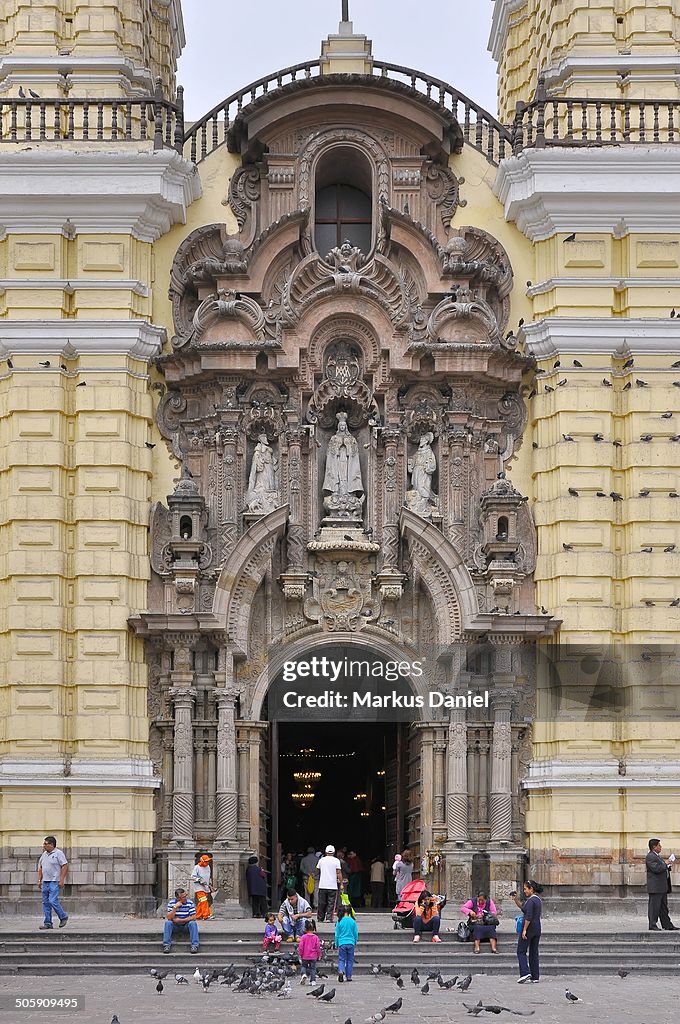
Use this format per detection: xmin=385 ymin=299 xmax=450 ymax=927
xmin=489 ymin=686 xmax=514 ymax=844
xmin=446 ymin=710 xmax=469 ymax=842
xmin=213 ymin=688 xmax=239 ymax=843
xmin=168 ymin=687 xmax=196 ymax=843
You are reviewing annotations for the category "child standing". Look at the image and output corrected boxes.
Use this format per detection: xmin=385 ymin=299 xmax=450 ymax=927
xmin=297 ymin=919 xmax=322 ymax=983
xmin=263 ymin=912 xmax=281 ymax=952
xmin=335 ymin=904 xmax=358 ymax=983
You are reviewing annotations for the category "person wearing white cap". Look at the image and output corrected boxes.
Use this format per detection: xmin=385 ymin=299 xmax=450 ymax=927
xmin=316 ymin=845 xmax=343 ymax=923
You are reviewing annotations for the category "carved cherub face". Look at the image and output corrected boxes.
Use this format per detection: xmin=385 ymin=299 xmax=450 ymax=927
xmin=258 ymin=432 xmax=268 ymax=444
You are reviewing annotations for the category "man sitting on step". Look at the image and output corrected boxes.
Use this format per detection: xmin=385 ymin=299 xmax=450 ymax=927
xmin=162 ymin=887 xmax=200 ymax=953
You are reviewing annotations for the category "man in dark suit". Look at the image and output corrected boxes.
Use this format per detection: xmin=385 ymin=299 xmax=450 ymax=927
xmin=646 ymin=838 xmax=678 ymax=931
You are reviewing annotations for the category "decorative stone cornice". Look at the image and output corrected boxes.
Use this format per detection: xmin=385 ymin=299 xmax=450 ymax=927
xmin=494 ymin=147 xmax=680 ymax=240
xmin=542 ymin=55 xmax=680 ymax=92
xmin=523 ymin=317 xmax=680 ymax=359
xmin=0 ymin=320 xmax=166 ymax=361
xmin=0 ymin=149 xmax=201 ymax=242
xmin=0 ymin=757 xmax=160 ymax=788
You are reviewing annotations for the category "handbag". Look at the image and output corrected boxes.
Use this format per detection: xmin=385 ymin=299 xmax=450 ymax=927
xmin=515 ymin=915 xmax=524 ymax=934
xmin=483 ymin=912 xmax=499 ymax=926
xmin=456 ymin=920 xmax=472 ymax=942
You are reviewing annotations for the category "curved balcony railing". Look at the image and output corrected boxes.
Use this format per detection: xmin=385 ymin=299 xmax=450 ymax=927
xmin=0 ymin=83 xmax=184 ymax=151
xmin=182 ymin=59 xmax=513 ymax=166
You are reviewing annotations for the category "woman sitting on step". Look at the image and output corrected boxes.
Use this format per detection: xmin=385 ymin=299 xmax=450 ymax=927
xmin=459 ymin=891 xmax=499 ymax=954
xmin=413 ymin=890 xmax=444 ymax=943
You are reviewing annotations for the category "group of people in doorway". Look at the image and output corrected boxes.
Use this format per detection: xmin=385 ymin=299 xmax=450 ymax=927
xmin=268 ymin=847 xmax=395 ymax=908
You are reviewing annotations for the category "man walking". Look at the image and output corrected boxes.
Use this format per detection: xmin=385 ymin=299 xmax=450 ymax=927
xmin=317 ymin=844 xmax=343 ymax=923
xmin=646 ymin=838 xmax=678 ymax=931
xmin=37 ymin=836 xmax=68 ymax=930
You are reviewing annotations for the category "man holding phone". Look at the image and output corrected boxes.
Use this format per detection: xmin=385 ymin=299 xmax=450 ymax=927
xmin=163 ymin=887 xmax=200 ymax=953
xmin=646 ymin=838 xmax=678 ymax=931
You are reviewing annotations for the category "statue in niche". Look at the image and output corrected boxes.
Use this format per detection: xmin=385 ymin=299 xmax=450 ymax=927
xmin=322 ymin=411 xmax=365 ymax=521
xmin=405 ymin=432 xmax=438 ymax=519
xmin=244 ymin=433 xmax=280 ymax=514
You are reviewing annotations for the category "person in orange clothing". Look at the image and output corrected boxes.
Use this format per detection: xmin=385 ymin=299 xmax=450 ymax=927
xmin=190 ymin=853 xmax=214 ymax=920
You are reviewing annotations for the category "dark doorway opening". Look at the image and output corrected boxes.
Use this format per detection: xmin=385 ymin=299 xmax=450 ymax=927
xmin=272 ymin=721 xmax=403 ymax=905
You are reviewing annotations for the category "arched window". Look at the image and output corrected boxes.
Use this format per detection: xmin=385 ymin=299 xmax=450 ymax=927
xmin=314 ymin=148 xmax=373 ymax=257
xmin=496 ymin=516 xmax=508 ymax=541
xmin=179 ymin=515 xmax=193 ymax=540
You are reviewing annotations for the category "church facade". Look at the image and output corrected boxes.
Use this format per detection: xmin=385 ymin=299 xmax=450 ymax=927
xmin=1 ymin=0 xmax=679 ymax=915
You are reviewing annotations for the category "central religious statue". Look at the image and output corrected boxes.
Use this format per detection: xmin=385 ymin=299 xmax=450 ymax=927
xmin=322 ymin=411 xmax=365 ymax=522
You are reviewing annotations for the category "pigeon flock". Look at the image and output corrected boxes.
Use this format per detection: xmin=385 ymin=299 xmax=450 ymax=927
xmin=110 ymin=956 xmax=613 ymax=1023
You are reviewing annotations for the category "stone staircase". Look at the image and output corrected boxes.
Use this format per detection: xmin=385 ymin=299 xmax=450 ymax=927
xmin=1 ymin=929 xmax=679 ymax=976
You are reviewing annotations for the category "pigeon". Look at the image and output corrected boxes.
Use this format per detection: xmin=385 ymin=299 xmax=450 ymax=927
xmin=674 ymin=381 xmax=680 ymax=388
xmin=201 ymin=974 xmax=211 ymax=991
xmin=593 ymin=433 xmax=604 ymax=441
xmin=175 ymin=974 xmax=188 ymax=984
xmin=319 ymin=987 xmax=336 ymax=1002
xmin=518 ymin=318 xmax=525 ymax=327
xmin=596 ymin=491 xmax=607 ymax=497
xmin=623 ymin=357 xmax=634 ymax=368
xmin=672 ymin=360 xmax=680 ymax=368
xmin=39 ymin=360 xmax=51 ymax=367
xmin=76 ymin=380 xmax=86 ymax=386
xmin=568 ymin=488 xmax=579 ymax=497
xmin=307 ymin=984 xmax=325 ymax=998
xmin=563 ymin=233 xmax=576 ymax=243
xmin=421 ymin=982 xmax=430 ymax=995
xmin=28 ymin=88 xmax=40 ymax=98
xmin=6 ymin=358 xmax=12 ymax=368
xmin=557 ymin=378 xmax=568 ymax=387
xmin=145 ymin=441 xmax=156 ymax=448
xmin=610 ymin=492 xmax=623 ymax=501
xmin=365 ymin=1014 xmax=386 ymax=1024
xmin=664 ymin=544 xmax=676 ymax=552
xmin=602 ymin=378 xmax=613 ymax=387
xmin=437 ymin=975 xmax=446 ymax=988
xmin=672 ymin=310 xmax=677 ymax=319
xmin=540 ymin=606 xmax=548 ymax=614
xmin=458 ymin=974 xmax=473 ymax=992
xmin=565 ymin=989 xmax=581 ymax=1002
xmin=371 ymin=964 xmax=382 ymax=976
xmin=154 ymin=970 xmax=169 ymax=980
xmin=427 ymin=971 xmax=441 ymax=980
xmin=111 ymin=1017 xmax=120 ymax=1024
xmin=671 ymin=435 xmax=680 ymax=442
xmin=464 ymin=1004 xmax=535 ymax=1017
xmin=662 ymin=411 xmax=674 ymax=419
xmin=671 ymin=598 xmax=680 ymax=607
xmin=562 ymin=433 xmax=575 ymax=442
xmin=635 ymin=379 xmax=649 ymax=388
xmin=641 ymin=546 xmax=653 ymax=553
xmin=532 ymin=441 xmax=539 ymax=449
xmin=562 ymin=543 xmax=574 ymax=551
xmin=617 ymin=970 xmax=629 ymax=978
xmin=544 ymin=385 xmax=554 ymax=392
xmin=385 ymin=997 xmax=403 ymax=1012
xmin=613 ymin=439 xmax=623 ymax=446
xmin=671 ymin=491 xmax=680 ymax=498
xmin=396 ymin=978 xmax=404 ymax=989
xmin=573 ymin=359 xmax=583 ymax=367
xmin=443 ymin=977 xmax=459 ymax=989
xmin=643 ymin=600 xmax=655 ymax=607
xmin=410 ymin=970 xmax=420 ymax=986
xmin=553 ymin=359 xmax=561 ymax=368
xmin=18 ymin=86 xmax=26 ymax=97
xmin=623 ymin=381 xmax=632 ymax=390
xmin=156 ymin=979 xmax=164 ymax=995
xmin=639 ymin=489 xmax=651 ymax=497
xmin=640 ymin=434 xmax=653 ymax=442
xmin=389 ymin=967 xmax=402 ymax=979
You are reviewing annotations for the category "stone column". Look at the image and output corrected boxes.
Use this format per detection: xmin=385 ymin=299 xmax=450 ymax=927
xmin=381 ymin=428 xmax=401 ymax=569
xmin=237 ymin=741 xmax=250 ymax=844
xmin=168 ymin=688 xmax=197 ymax=843
xmin=214 ymin=688 xmax=239 ymax=842
xmin=446 ymin=710 xmax=469 ymax=842
xmin=417 ymin=725 xmax=435 ymax=853
xmin=433 ymin=738 xmax=446 ymax=830
xmin=489 ymin=687 xmax=514 ymax=843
